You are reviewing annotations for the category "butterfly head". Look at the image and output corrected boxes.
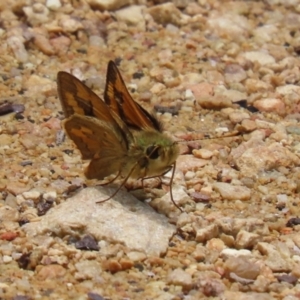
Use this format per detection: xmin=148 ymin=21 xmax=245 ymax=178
xmin=133 ymin=131 xmax=179 ymax=178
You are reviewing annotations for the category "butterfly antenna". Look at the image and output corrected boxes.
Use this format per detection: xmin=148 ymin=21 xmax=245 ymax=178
xmin=176 ymin=130 xmax=241 ymax=144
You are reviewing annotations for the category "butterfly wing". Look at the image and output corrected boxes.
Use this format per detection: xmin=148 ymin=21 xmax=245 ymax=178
xmin=64 ymin=114 xmax=129 ymax=179
xmin=57 ymin=71 xmax=115 ymax=123
xmin=104 ymin=61 xmax=162 ymax=132
xmin=57 ymin=71 xmax=134 ymax=142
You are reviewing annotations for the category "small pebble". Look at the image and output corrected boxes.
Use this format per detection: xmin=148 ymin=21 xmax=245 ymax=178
xmin=3 ymin=255 xmax=13 ymax=263
xmin=192 ymin=149 xmax=213 ymax=159
xmin=167 ymin=268 xmax=193 ymax=289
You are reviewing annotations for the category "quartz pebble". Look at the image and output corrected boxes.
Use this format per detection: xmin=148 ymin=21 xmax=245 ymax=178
xmin=46 ymin=0 xmax=61 ymax=10
xmin=229 ymin=111 xmax=250 ymax=124
xmin=147 ymin=3 xmax=185 ymax=26
xmin=74 ymin=260 xmax=102 ymax=280
xmin=254 ymin=98 xmax=286 ymax=115
xmin=22 ymin=190 xmax=41 ymax=201
xmin=0 ymin=206 xmax=19 ymax=222
xmin=196 ymin=95 xmax=232 ymax=110
xmin=242 ymin=51 xmax=276 ymax=65
xmin=235 ymin=230 xmax=260 ymax=249
xmin=196 ymin=224 xmax=219 ymax=243
xmin=7 ymin=36 xmax=28 ymax=63
xmin=213 ymin=182 xmax=251 ymax=201
xmin=167 ymin=268 xmax=193 ymax=289
xmin=176 ymin=155 xmax=208 ymax=173
xmin=207 ymin=13 xmax=251 ymax=37
xmin=224 ymin=256 xmax=260 ymax=280
xmin=192 ymin=149 xmax=213 ymax=159
xmin=220 ymin=248 xmax=252 ymax=259
xmin=115 ymin=5 xmax=145 ymax=27
xmin=23 ymin=3 xmax=50 ymax=26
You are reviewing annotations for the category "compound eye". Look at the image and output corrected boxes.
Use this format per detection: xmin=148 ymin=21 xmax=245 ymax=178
xmin=146 ymin=145 xmax=160 ymax=159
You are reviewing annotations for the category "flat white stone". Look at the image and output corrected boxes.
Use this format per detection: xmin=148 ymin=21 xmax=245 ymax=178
xmin=23 ymin=187 xmax=176 ymax=256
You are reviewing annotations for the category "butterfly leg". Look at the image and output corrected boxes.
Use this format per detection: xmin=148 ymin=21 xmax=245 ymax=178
xmin=141 ymin=175 xmax=162 ymax=183
xmin=96 ymin=162 xmax=138 ymax=204
xmin=168 ymin=162 xmax=183 ymax=212
xmin=140 ymin=164 xmax=182 ymax=212
xmin=96 ymin=171 xmax=121 ymax=187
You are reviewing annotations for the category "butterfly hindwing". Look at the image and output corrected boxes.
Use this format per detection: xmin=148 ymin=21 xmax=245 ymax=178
xmin=64 ymin=114 xmax=128 ymax=179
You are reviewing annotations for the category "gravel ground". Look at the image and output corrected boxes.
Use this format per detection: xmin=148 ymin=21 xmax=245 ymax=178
xmin=1 ymin=0 xmax=300 ymax=299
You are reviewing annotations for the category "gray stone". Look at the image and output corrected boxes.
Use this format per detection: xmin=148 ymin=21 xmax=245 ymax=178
xmin=23 ymin=187 xmax=176 ymax=256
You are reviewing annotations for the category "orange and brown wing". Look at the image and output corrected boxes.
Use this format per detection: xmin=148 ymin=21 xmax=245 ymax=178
xmin=57 ymin=71 xmax=115 ymax=124
xmin=57 ymin=70 xmax=132 ymax=159
xmin=104 ymin=61 xmax=162 ymax=132
xmin=64 ymin=114 xmax=128 ymax=179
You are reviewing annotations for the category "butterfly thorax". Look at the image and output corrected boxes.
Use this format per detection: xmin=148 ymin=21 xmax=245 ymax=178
xmin=123 ymin=130 xmax=179 ymax=179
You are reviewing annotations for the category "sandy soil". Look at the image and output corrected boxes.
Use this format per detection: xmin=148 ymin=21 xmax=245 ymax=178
xmin=1 ymin=1 xmax=300 ymax=299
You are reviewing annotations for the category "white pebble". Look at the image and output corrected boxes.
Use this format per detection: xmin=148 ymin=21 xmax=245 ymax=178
xmin=185 ymin=89 xmax=195 ymax=101
xmin=23 ymin=190 xmax=41 ymax=200
xmin=7 ymin=36 xmax=28 ymax=63
xmin=220 ymin=248 xmax=252 ymax=259
xmin=277 ymin=194 xmax=288 ymax=202
xmin=46 ymin=0 xmax=61 ymax=10
xmin=3 ymin=255 xmax=12 ymax=263
xmin=185 ymin=171 xmax=195 ymax=180
xmin=43 ymin=191 xmax=57 ymax=201
xmin=167 ymin=268 xmax=192 ymax=287
xmin=127 ymin=251 xmax=147 ymax=262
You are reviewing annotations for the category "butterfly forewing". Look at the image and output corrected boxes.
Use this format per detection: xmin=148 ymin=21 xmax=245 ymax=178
xmin=105 ymin=61 xmax=162 ymax=131
xmin=58 ymin=71 xmax=116 ymax=124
